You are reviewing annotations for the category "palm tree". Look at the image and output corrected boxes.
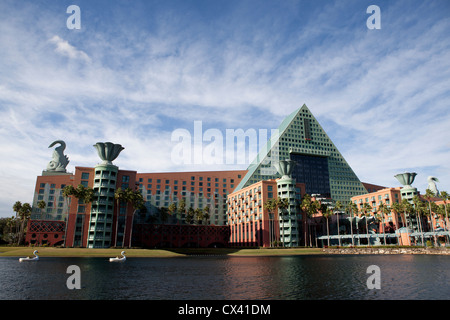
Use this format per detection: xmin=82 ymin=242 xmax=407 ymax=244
xmin=372 ymin=208 xmax=382 ymax=245
xmin=323 ymin=207 xmax=333 ymax=247
xmin=300 ymin=195 xmax=320 ymax=247
xmin=37 ymin=200 xmax=46 ymax=245
xmin=390 ymin=202 xmax=401 ymax=227
xmin=11 ymin=201 xmax=32 ymax=245
xmin=347 ymin=201 xmax=358 ymax=246
xmin=391 ymin=202 xmax=404 ymax=245
xmin=62 ymin=185 xmax=75 ymax=219
xmin=114 ymin=187 xmax=129 ymax=246
xmin=122 ymin=188 xmax=135 ymax=245
xmin=264 ymin=198 xmax=278 ymax=247
xmin=13 ymin=201 xmax=22 ymax=218
xmin=186 ymin=207 xmax=195 ymax=225
xmin=17 ymin=203 xmax=32 ymax=245
xmin=430 ymin=202 xmax=441 ymax=246
xmin=300 ymin=196 xmax=311 ymax=247
xmin=412 ymin=195 xmax=425 ymax=245
xmin=334 ymin=201 xmax=343 ymax=246
xmin=124 ymin=188 xmax=145 ymax=248
xmin=377 ymin=203 xmax=389 ymax=245
xmin=168 ymin=202 xmax=177 ymax=223
xmin=37 ymin=200 xmax=46 ymax=213
xmin=178 ymin=198 xmax=186 ymax=223
xmin=438 ymin=191 xmax=449 ymax=231
xmin=424 ymin=188 xmax=437 ymax=231
xmin=203 ymin=205 xmax=210 ymax=225
xmin=62 ymin=184 xmax=94 ymax=247
xmin=12 ymin=201 xmax=22 ymax=244
xmin=5 ymin=217 xmax=16 ymax=244
xmin=401 ymin=199 xmax=413 ymax=230
xmin=61 ymin=185 xmax=76 ymax=247
xmin=434 ymin=203 xmax=446 ymax=245
xmin=360 ymin=202 xmax=372 ymax=246
xmin=194 ymin=208 xmax=204 ymax=225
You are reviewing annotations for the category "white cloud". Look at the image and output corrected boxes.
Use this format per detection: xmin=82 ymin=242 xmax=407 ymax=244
xmin=48 ymin=35 xmax=91 ymax=63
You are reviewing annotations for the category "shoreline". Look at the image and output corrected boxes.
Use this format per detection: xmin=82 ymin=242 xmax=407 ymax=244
xmin=322 ymin=247 xmax=450 ymax=255
xmin=2 ymin=246 xmax=450 ymax=258
xmin=0 ymin=246 xmax=324 ymax=258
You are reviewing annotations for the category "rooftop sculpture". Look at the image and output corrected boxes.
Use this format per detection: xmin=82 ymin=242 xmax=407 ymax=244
xmin=46 ymin=140 xmax=70 ymax=172
xmin=427 ymin=176 xmax=440 ymax=196
xmin=274 ymin=159 xmax=296 ymax=180
xmin=93 ymin=142 xmax=124 ymax=166
xmin=394 ymin=172 xmax=417 ymax=188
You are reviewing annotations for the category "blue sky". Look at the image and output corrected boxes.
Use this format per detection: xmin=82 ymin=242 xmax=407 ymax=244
xmin=0 ymin=0 xmax=449 ymax=217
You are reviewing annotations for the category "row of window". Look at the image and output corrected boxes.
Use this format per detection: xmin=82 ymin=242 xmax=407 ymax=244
xmin=138 ymin=177 xmax=238 ymax=183
xmin=144 ymin=183 xmax=233 ymax=189
xmin=39 ymin=183 xmax=67 ymax=189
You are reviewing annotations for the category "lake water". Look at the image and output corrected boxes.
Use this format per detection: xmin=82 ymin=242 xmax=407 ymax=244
xmin=1 ymin=254 xmax=449 ymax=300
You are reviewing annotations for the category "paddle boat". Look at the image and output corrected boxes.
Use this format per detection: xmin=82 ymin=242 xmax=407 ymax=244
xmin=19 ymin=250 xmax=39 ymax=262
xmin=109 ymin=251 xmax=126 ymax=262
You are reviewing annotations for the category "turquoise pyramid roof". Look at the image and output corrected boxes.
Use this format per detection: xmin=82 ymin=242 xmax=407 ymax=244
xmin=234 ymin=104 xmax=367 ymax=203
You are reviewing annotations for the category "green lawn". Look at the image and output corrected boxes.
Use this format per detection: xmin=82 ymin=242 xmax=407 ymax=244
xmin=0 ymin=246 xmax=324 ymax=257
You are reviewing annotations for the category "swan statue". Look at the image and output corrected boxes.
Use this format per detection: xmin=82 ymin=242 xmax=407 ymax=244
xmin=19 ymin=250 xmax=39 ymax=262
xmin=427 ymin=176 xmax=440 ymax=196
xmin=109 ymin=251 xmax=126 ymax=262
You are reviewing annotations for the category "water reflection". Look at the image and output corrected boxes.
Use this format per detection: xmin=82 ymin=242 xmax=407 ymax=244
xmin=1 ymin=255 xmax=449 ymax=300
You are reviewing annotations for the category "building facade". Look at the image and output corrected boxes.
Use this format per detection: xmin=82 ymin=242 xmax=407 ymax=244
xmin=351 ymin=188 xmax=403 ymax=237
xmin=136 ymin=170 xmax=247 ymax=226
xmin=227 ymin=178 xmax=305 ymax=247
xmin=27 ymin=162 xmax=246 ymax=248
xmin=350 ymin=186 xmax=449 ymax=246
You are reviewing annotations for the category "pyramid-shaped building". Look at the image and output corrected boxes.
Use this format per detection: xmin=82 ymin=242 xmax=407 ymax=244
xmin=234 ymin=104 xmax=367 ymax=203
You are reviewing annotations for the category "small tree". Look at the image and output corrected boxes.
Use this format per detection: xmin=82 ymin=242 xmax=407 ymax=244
xmin=17 ymin=203 xmax=32 ymax=245
xmin=203 ymin=205 xmax=210 ymax=225
xmin=439 ymin=191 xmax=449 ymax=231
xmin=186 ymin=207 xmax=194 ymax=225
xmin=323 ymin=207 xmax=333 ymax=247
xmin=178 ymin=198 xmax=186 ymax=223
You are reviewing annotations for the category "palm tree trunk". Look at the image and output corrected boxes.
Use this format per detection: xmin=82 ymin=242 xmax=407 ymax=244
xmin=350 ymin=218 xmax=354 ymax=246
xmin=365 ymin=217 xmax=369 ymax=246
xmin=122 ymin=208 xmax=128 ymax=248
xmin=337 ymin=212 xmax=341 ymax=246
xmin=304 ymin=218 xmax=308 ymax=247
xmin=326 ymin=217 xmax=330 ymax=247
xmin=128 ymin=209 xmax=137 ymax=248
xmin=418 ymin=212 xmax=425 ymax=245
xmin=114 ymin=203 xmax=120 ymax=247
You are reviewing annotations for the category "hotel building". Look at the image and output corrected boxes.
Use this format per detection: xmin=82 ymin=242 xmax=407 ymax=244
xmin=227 ymin=178 xmax=306 ymax=247
xmin=25 ymin=104 xmax=386 ymax=248
xmin=234 ymin=104 xmax=368 ymax=204
xmin=349 ymin=186 xmax=449 ymax=246
xmin=27 ymin=167 xmax=246 ymax=248
xmin=351 ymin=187 xmax=402 ymax=232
